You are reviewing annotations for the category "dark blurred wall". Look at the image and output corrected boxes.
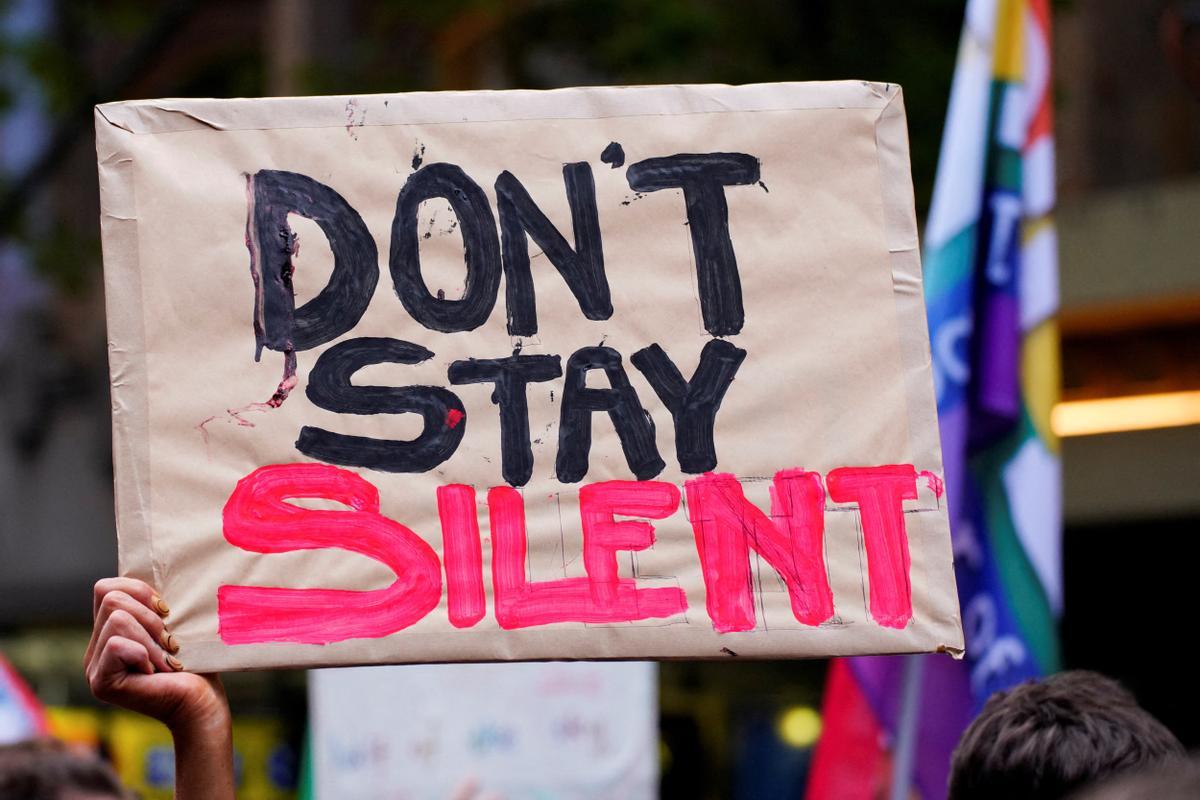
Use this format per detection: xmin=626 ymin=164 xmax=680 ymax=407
xmin=1057 ymin=0 xmax=1200 ymax=196
xmin=1055 ymin=0 xmax=1200 ymax=750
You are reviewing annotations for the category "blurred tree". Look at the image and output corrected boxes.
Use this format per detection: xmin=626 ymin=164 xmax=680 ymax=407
xmin=505 ymin=0 xmax=964 ymax=212
xmin=2 ymin=0 xmax=964 ymax=276
xmin=292 ymin=0 xmax=964 ymax=213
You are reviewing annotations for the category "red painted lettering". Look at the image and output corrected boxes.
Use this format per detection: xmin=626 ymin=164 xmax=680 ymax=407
xmin=825 ymin=464 xmax=917 ymax=629
xmin=580 ymin=480 xmax=681 ymax=608
xmin=488 ymin=485 xmax=687 ymax=629
xmin=218 ymin=463 xmax=442 ymax=645
xmin=685 ymin=469 xmax=834 ymax=632
xmin=437 ymin=484 xmax=486 ymax=628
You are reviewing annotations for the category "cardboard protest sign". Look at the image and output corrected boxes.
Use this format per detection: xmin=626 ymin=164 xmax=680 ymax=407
xmin=96 ymin=81 xmax=964 ymax=672
xmin=310 ymin=662 xmax=657 ymax=799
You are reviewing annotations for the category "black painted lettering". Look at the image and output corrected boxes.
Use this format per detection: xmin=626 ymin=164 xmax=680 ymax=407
xmin=495 ymin=163 xmax=612 ymax=336
xmin=448 ymin=353 xmax=562 ymax=487
xmin=631 ymin=339 xmax=747 ymax=473
xmin=556 ymin=346 xmax=664 ymax=483
xmin=390 ymin=163 xmax=501 ymax=332
xmin=625 ymin=153 xmax=759 ymax=336
xmin=247 ymin=170 xmax=378 ymax=356
xmin=296 ymin=337 xmax=466 ymax=472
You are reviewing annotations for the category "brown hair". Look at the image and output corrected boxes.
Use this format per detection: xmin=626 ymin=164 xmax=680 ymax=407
xmin=0 ymin=738 xmax=130 ymax=800
xmin=947 ymin=671 xmax=1184 ymax=800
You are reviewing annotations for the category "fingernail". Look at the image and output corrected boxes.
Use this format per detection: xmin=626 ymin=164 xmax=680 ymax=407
xmin=153 ymin=596 xmax=170 ymax=617
xmin=158 ymin=630 xmax=179 ymax=654
xmin=166 ymin=654 xmax=183 ymax=671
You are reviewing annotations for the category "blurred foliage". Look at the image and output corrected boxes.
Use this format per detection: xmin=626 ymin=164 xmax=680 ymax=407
xmin=296 ymin=0 xmax=964 ymax=213
xmin=0 ymin=0 xmax=155 ymax=114
xmin=0 ymin=0 xmax=187 ymax=293
xmin=510 ymin=0 xmax=964 ymax=212
xmin=1 ymin=0 xmax=966 ymax=294
xmin=30 ymin=221 xmax=94 ymax=297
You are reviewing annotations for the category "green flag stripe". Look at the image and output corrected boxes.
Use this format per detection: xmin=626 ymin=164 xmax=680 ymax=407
xmin=972 ymin=424 xmax=1061 ymax=673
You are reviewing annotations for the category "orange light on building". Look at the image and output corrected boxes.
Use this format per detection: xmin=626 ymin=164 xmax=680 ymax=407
xmin=1052 ymin=390 xmax=1200 ymax=437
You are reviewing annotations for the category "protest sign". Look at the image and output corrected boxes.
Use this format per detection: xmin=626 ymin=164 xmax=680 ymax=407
xmin=310 ymin=662 xmax=657 ymax=799
xmin=96 ymin=81 xmax=964 ymax=671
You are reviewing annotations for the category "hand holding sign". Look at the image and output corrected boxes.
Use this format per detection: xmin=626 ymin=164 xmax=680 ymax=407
xmin=85 ymin=578 xmax=235 ymax=800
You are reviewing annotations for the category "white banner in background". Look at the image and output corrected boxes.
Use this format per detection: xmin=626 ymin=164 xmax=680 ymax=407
xmin=310 ymin=662 xmax=657 ymax=800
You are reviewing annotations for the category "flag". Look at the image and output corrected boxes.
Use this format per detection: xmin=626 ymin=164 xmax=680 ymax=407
xmin=0 ymin=653 xmax=48 ymax=743
xmin=808 ymin=0 xmax=1061 ymax=796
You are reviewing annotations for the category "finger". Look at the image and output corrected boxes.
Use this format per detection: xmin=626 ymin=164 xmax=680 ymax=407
xmin=93 ymin=577 xmax=169 ymax=620
xmin=88 ymin=635 xmax=154 ymax=703
xmin=86 ymin=590 xmax=173 ymax=667
xmin=87 ymin=587 xmax=170 ymax=662
xmin=92 ymin=609 xmax=176 ymax=676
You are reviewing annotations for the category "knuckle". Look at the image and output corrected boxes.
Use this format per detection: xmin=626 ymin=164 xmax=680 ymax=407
xmin=107 ymin=609 xmax=136 ymax=629
xmin=101 ymin=635 xmax=131 ymax=662
xmin=98 ymin=591 xmax=123 ymax=614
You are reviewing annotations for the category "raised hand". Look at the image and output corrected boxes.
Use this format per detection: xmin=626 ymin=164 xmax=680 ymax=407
xmin=85 ymin=577 xmax=235 ymax=800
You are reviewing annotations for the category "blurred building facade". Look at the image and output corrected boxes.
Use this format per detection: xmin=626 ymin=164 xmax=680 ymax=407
xmin=1054 ymin=0 xmax=1200 ymax=750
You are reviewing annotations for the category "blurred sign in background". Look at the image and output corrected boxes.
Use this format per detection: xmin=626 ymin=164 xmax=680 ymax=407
xmin=310 ymin=662 xmax=658 ymax=800
xmin=2 ymin=1 xmax=1200 ymax=798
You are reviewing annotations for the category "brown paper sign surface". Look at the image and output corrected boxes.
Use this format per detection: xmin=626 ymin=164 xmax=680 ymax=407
xmin=96 ymin=81 xmax=964 ymax=671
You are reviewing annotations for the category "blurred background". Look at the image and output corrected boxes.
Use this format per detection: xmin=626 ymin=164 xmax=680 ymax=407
xmin=1 ymin=0 xmax=1198 ymax=798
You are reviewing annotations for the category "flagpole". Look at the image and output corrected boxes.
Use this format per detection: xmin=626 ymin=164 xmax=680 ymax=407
xmin=889 ymin=654 xmax=924 ymax=800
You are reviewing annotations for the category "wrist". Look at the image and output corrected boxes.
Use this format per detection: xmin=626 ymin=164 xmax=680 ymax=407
xmin=168 ymin=699 xmax=232 ymax=743
xmin=168 ymin=681 xmax=236 ymax=800
xmin=165 ymin=679 xmax=231 ymax=742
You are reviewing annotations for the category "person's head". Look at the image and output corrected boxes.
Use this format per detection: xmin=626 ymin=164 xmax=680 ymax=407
xmin=947 ymin=670 xmax=1184 ymax=800
xmin=0 ymin=738 xmax=130 ymax=800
